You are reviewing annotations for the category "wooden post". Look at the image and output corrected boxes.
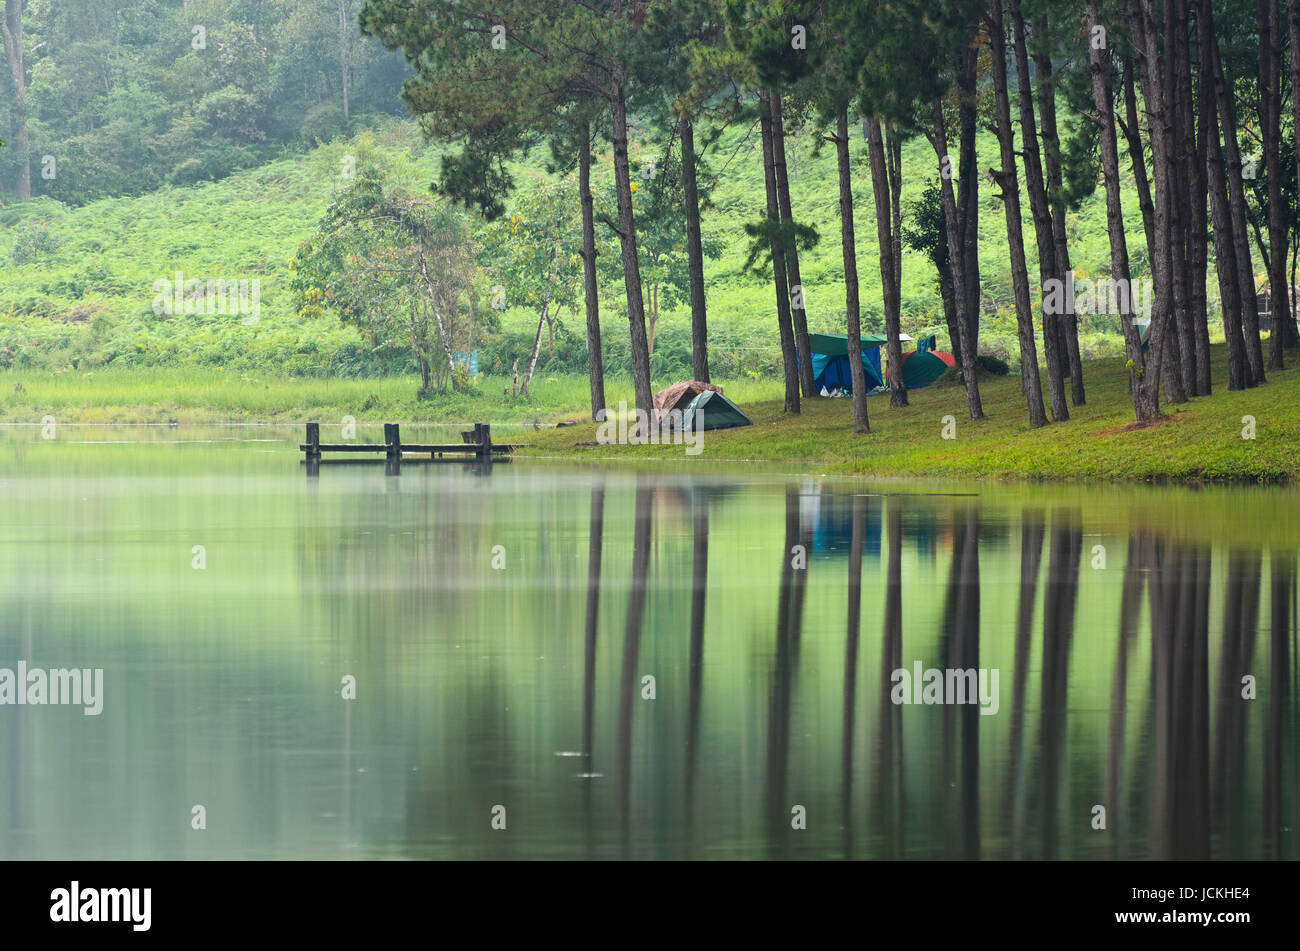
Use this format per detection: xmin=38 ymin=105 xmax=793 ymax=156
xmin=305 ymin=422 xmax=320 ymax=460
xmin=384 ymin=423 xmax=401 ymax=459
xmin=474 ymin=422 xmax=492 ymax=459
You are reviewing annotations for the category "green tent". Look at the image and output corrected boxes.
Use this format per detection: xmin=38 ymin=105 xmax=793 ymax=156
xmin=808 ymin=331 xmax=889 ymax=355
xmin=680 ymin=390 xmax=752 ymax=431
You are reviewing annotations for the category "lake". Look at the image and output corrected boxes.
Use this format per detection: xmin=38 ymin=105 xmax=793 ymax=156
xmin=0 ymin=423 xmax=1296 ymax=859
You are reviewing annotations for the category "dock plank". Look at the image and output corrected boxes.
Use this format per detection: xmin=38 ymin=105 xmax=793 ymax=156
xmin=299 ymin=443 xmax=517 ymax=453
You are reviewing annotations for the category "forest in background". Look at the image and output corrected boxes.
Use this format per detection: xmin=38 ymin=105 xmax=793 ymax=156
xmin=0 ymin=117 xmax=1150 ymax=379
xmin=2 ymin=0 xmax=1299 ymax=433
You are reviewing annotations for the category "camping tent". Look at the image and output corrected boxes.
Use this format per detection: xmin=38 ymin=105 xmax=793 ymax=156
xmin=807 ymin=332 xmax=890 ymax=392
xmin=887 ymin=348 xmax=956 ymax=389
xmin=653 ymin=380 xmax=723 ymax=413
xmin=680 ymin=390 xmax=752 ymax=431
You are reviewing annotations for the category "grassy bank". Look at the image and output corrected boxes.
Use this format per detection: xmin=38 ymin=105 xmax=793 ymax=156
xmin=4 ymin=347 xmax=1296 ymax=483
xmin=515 ymin=346 xmax=1300 ymax=483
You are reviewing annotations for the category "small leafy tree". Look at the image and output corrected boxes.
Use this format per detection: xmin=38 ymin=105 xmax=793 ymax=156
xmin=292 ymin=166 xmax=481 ymax=398
xmin=480 ymin=174 xmax=584 ymax=396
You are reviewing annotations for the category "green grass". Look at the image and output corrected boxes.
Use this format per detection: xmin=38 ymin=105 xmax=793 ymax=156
xmin=4 ymin=347 xmax=1294 ymax=485
xmin=5 ymin=348 xmax=1295 ymax=485
xmin=514 ymin=345 xmax=1300 ymax=484
xmin=0 ymin=364 xmax=784 ymax=425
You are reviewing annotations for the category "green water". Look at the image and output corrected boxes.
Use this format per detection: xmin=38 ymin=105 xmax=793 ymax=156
xmin=0 ymin=424 xmax=1296 ymax=860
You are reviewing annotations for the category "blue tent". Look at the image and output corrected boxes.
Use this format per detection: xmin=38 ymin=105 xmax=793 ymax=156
xmin=807 ymin=333 xmax=886 ymax=392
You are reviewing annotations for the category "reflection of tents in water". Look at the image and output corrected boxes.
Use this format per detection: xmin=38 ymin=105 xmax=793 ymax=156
xmin=802 ymin=488 xmax=883 ymax=559
xmin=680 ymin=390 xmax=752 ymax=431
xmin=804 ymin=489 xmax=971 ymax=561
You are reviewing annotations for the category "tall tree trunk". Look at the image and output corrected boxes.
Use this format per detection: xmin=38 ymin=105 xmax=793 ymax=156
xmin=521 ymin=299 xmax=550 ymax=397
xmin=412 ymin=231 xmax=460 ymax=383
xmin=956 ymin=42 xmax=982 ymax=368
xmin=1 ymin=0 xmax=31 ymax=200
xmin=866 ymin=116 xmax=908 ymax=408
xmin=938 ymin=256 xmax=961 ymax=368
xmin=990 ymin=0 xmax=1047 ymax=427
xmin=337 ymin=0 xmax=351 ymax=124
xmin=1261 ymin=0 xmax=1288 ymax=370
xmin=887 ymin=130 xmax=903 ymax=295
xmin=521 ymin=251 xmax=557 ymax=397
xmin=1033 ymin=17 xmax=1086 ymax=406
xmin=609 ymin=77 xmax=654 ymax=420
xmin=1161 ymin=0 xmax=1198 ymax=399
xmin=1127 ymin=0 xmax=1175 ymax=411
xmin=759 ymin=90 xmax=801 ymax=414
xmin=680 ymin=116 xmax=710 ymax=382
xmin=647 ymin=286 xmax=658 ymax=352
xmin=835 ymin=106 xmax=869 ymax=434
xmin=418 ymin=354 xmax=431 ymax=397
xmin=1286 ymin=0 xmax=1300 ymax=349
xmin=1200 ymin=0 xmax=1250 ymax=391
xmin=1121 ymin=56 xmax=1157 ymax=258
xmin=1086 ymin=0 xmax=1157 ymax=420
xmin=1009 ymin=0 xmax=1070 ymax=421
xmin=1208 ymin=14 xmax=1267 ymax=384
xmin=579 ymin=126 xmax=606 ymax=421
xmin=769 ymin=93 xmax=816 ymax=398
xmin=1292 ymin=232 xmax=1299 ymax=348
xmin=1185 ymin=0 xmax=1213 ymax=395
xmin=928 ymin=102 xmax=984 ymax=420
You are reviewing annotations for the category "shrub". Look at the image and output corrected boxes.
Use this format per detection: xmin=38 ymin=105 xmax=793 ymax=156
xmin=10 ymin=221 xmax=61 ymax=264
xmin=975 ymin=354 xmax=1011 ymax=376
xmin=326 ymin=342 xmax=415 ymax=377
xmin=300 ymin=102 xmax=347 ymax=146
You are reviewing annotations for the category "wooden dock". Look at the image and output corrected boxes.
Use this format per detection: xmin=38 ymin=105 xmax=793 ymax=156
xmin=300 ymin=422 xmax=517 ymax=464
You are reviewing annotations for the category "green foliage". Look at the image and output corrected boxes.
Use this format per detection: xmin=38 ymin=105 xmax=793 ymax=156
xmin=741 ymin=218 xmax=820 ymax=274
xmin=902 ymin=179 xmax=948 ymax=270
xmin=975 ymin=353 xmax=1011 ymax=376
xmin=600 ymin=149 xmax=723 ymax=316
xmin=723 ymin=0 xmax=824 ymax=90
xmin=480 ymin=174 xmax=584 ymax=318
xmin=292 ymin=161 xmax=482 ymax=396
xmin=0 ymin=110 xmax=1158 ymax=386
xmin=436 ymin=138 xmax=518 ymax=222
xmin=5 ymin=0 xmax=408 ymax=205
xmin=10 ymin=219 xmax=61 ymax=264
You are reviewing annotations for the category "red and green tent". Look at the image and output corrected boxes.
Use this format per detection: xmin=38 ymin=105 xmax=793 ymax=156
xmin=886 ymin=348 xmax=956 ymax=389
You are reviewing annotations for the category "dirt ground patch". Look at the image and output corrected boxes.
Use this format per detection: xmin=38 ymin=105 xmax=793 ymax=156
xmin=1091 ymin=414 xmax=1183 ymax=437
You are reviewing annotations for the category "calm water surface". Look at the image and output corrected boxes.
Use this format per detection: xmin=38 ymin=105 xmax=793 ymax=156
xmin=1 ymin=424 xmax=1296 ymax=859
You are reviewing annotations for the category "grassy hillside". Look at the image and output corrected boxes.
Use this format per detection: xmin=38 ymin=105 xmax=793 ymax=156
xmin=0 ymin=112 xmax=1181 ymax=396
